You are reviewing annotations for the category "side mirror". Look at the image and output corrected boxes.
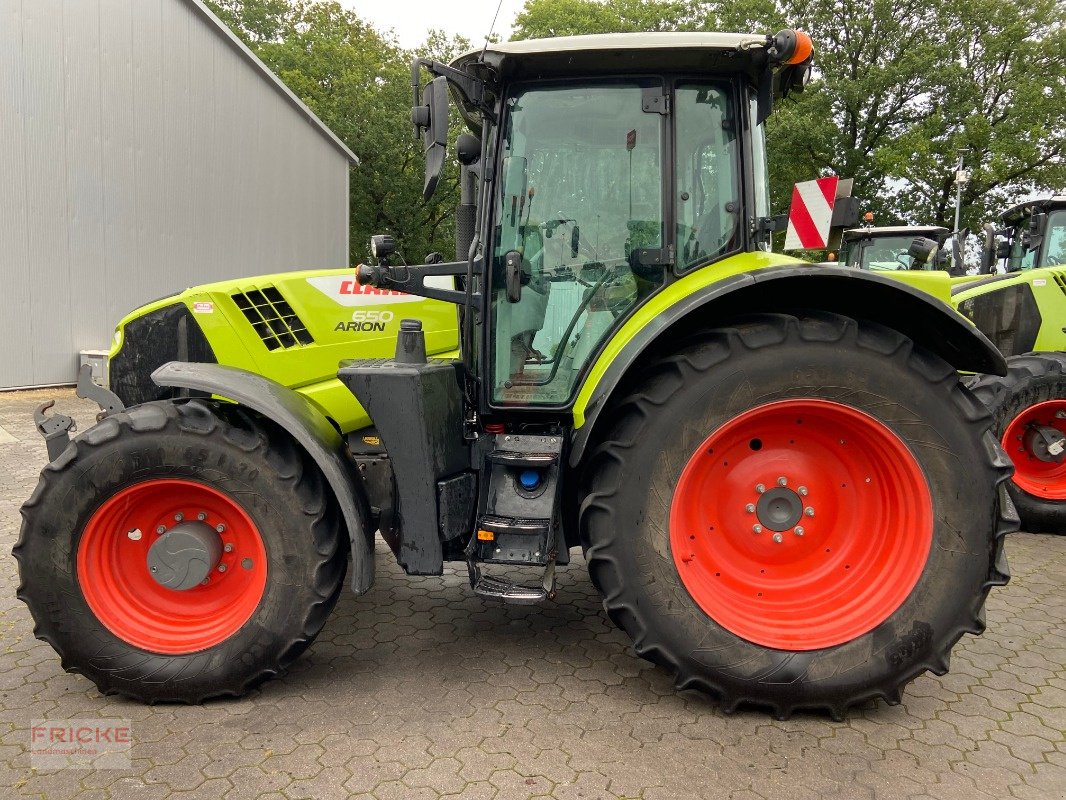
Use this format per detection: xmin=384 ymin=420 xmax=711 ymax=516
xmin=1030 ymin=212 xmax=1048 ymax=237
xmin=979 ymin=223 xmax=998 ymax=273
xmin=947 ymin=229 xmax=967 ymax=275
xmin=412 ymin=76 xmax=449 ymax=201
xmin=908 ymin=237 xmax=938 ymax=268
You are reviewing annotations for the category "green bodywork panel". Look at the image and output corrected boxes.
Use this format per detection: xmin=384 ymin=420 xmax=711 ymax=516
xmin=110 ymin=268 xmax=460 ymax=433
xmin=871 ymin=270 xmax=955 ymax=305
xmin=950 ymin=268 xmax=1066 ymax=352
xmin=573 ymin=250 xmax=802 ymax=427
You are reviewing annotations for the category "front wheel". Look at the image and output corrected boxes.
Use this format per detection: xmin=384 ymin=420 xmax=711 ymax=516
xmin=14 ymin=399 xmax=347 ymax=702
xmin=968 ymin=352 xmax=1066 ymax=534
xmin=580 ymin=313 xmax=1015 ymax=718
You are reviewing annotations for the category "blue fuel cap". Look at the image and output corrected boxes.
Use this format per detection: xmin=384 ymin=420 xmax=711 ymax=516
xmin=519 ymin=469 xmax=542 ymax=491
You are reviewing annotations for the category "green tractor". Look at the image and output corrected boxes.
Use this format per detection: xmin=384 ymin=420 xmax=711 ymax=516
xmin=835 ymin=198 xmax=1066 ymax=533
xmin=16 ymin=31 xmax=1017 ymax=718
xmin=956 ymin=197 xmax=1066 ymax=534
xmin=838 ymin=224 xmax=959 ymax=273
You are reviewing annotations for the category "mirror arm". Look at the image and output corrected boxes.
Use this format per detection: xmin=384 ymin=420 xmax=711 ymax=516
xmin=357 ymin=260 xmax=481 ymax=307
xmin=413 ymin=58 xmax=495 ymax=118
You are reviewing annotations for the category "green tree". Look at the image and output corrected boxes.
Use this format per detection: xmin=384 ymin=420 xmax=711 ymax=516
xmin=205 ymin=0 xmax=468 ymax=263
xmin=512 ymin=0 xmax=1065 ymax=231
xmin=513 ymin=0 xmax=698 ymax=37
xmin=879 ymin=0 xmax=1065 ymax=228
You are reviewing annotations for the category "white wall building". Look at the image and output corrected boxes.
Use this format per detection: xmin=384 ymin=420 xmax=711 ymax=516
xmin=0 ymin=0 xmax=357 ymax=388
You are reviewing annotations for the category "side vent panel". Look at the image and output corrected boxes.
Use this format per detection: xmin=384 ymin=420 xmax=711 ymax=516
xmin=232 ymin=286 xmax=315 ymax=351
xmin=1053 ymin=270 xmax=1066 ymax=299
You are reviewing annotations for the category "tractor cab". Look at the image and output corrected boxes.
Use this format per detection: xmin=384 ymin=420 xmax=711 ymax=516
xmin=839 ymin=225 xmax=955 ymax=272
xmin=981 ymin=196 xmax=1066 ymax=273
xmin=357 ymin=32 xmax=814 ymax=407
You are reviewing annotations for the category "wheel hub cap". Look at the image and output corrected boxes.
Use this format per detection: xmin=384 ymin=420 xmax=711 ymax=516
xmin=146 ymin=522 xmax=222 ymax=590
xmin=755 ymin=487 xmax=803 ymax=531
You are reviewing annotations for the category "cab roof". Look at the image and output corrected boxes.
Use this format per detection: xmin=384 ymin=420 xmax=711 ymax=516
xmin=452 ymin=32 xmax=773 ymax=80
xmin=1000 ymin=196 xmax=1066 ymax=225
xmin=843 ymin=225 xmax=950 ymax=239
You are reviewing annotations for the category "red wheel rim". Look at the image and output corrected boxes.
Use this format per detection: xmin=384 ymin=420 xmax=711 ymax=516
xmin=77 ymin=479 xmax=268 ymax=654
xmin=670 ymin=399 xmax=933 ymax=650
xmin=1002 ymin=400 xmax=1066 ymax=500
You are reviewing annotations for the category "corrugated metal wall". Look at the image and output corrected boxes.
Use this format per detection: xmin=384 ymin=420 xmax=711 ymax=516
xmin=0 ymin=0 xmax=352 ymax=388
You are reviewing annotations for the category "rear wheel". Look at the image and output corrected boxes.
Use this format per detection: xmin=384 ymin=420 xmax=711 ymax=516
xmin=968 ymin=352 xmax=1066 ymax=534
xmin=14 ymin=399 xmax=346 ymax=702
xmin=580 ymin=313 xmax=1014 ymax=718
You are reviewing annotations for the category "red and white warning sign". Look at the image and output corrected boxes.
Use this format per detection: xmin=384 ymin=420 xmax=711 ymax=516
xmin=784 ymin=176 xmax=839 ymax=250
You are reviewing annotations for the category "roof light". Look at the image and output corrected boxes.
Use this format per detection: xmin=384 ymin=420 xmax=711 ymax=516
xmin=770 ymin=29 xmax=814 ymax=65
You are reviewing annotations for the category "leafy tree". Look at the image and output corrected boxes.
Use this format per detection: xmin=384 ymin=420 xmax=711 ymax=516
xmin=879 ymin=0 xmax=1065 ymax=228
xmin=205 ymin=1 xmax=468 ymax=263
xmin=512 ymin=0 xmax=1065 ymax=232
xmin=512 ymin=0 xmax=698 ymax=37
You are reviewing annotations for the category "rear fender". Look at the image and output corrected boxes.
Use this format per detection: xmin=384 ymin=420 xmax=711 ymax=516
xmin=152 ymin=361 xmax=374 ymax=594
xmin=570 ymin=264 xmax=1007 ymax=466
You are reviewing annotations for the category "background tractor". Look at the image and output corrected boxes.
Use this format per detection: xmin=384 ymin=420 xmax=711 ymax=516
xmin=838 ymin=224 xmax=960 ymax=273
xmin=832 ymin=197 xmax=1066 ymax=533
xmin=956 ymin=197 xmax=1066 ymax=534
xmin=16 ymin=31 xmax=1016 ymax=718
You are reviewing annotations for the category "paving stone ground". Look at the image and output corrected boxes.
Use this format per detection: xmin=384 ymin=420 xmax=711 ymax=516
xmin=1 ymin=389 xmax=1064 ymax=800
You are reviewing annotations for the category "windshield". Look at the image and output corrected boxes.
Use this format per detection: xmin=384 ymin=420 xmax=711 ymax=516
xmin=852 ymin=235 xmax=934 ymax=271
xmin=1041 ymin=209 xmax=1066 ymax=267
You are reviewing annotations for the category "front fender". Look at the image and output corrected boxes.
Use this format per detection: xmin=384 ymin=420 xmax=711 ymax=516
xmin=152 ymin=361 xmax=374 ymax=594
xmin=571 ymin=263 xmax=1007 ymax=466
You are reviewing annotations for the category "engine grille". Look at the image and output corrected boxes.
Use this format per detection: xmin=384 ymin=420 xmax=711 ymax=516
xmin=231 ymin=286 xmax=314 ymax=350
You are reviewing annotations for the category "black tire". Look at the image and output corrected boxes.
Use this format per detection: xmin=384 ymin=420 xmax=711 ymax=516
xmin=14 ymin=399 xmax=347 ymax=702
xmin=579 ymin=312 xmax=1015 ymax=718
xmin=968 ymin=351 xmax=1066 ymax=535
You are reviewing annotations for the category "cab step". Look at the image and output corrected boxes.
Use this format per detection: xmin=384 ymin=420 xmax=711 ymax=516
xmin=468 ymin=560 xmax=556 ymax=605
xmin=472 ymin=574 xmax=547 ymax=604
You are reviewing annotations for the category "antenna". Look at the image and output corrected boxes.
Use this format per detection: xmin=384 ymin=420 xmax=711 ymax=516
xmin=480 ymin=0 xmax=506 ymax=60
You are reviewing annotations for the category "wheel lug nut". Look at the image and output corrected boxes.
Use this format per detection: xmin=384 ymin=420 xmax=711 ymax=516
xmin=755 ymin=483 xmax=766 ymax=494
xmin=772 ymin=533 xmax=783 ymax=543
xmin=216 ymin=524 xmax=226 ymax=533
xmin=223 ymin=543 xmax=234 ymax=553
xmin=794 ymin=526 xmax=805 ymax=536
xmin=798 ymin=486 xmax=808 ymax=496
xmin=197 ymin=512 xmax=207 ymax=521
xmin=217 ymin=564 xmax=227 ymax=573
xmin=745 ymin=503 xmax=756 ymax=513
xmin=805 ymin=507 xmax=815 ymax=517
xmin=753 ymin=524 xmax=763 ymax=534
xmin=155 ymin=525 xmax=166 ymax=535
xmin=777 ymin=476 xmax=787 ymax=487
xmin=174 ymin=513 xmax=184 ymax=522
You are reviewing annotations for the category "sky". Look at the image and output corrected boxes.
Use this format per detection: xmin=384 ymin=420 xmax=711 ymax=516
xmin=340 ymin=0 xmax=524 ymax=49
